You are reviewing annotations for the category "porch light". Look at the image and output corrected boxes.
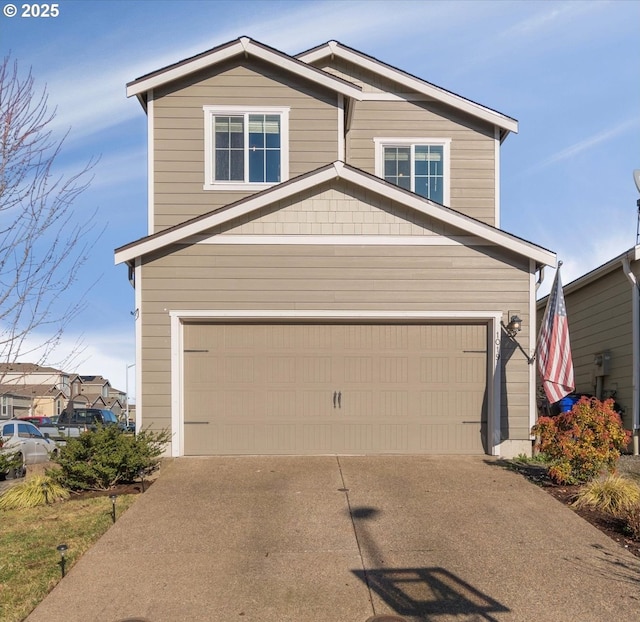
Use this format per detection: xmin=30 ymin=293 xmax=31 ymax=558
xmin=506 ymin=315 xmax=522 ymax=337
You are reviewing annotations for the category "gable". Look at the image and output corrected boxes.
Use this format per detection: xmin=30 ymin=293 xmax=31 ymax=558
xmin=201 ymin=179 xmax=471 ymax=239
xmin=115 ymin=162 xmax=555 ymax=267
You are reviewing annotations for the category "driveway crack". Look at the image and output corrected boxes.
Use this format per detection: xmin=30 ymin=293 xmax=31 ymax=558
xmin=336 ymin=455 xmax=376 ymax=617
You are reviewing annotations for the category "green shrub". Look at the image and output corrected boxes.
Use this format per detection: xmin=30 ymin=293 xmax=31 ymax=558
xmin=49 ymin=426 xmax=170 ymax=491
xmin=572 ymin=474 xmax=640 ymax=516
xmin=0 ymin=475 xmax=70 ymax=510
xmin=531 ymin=397 xmax=630 ymax=485
xmin=0 ymin=437 xmax=22 ymax=480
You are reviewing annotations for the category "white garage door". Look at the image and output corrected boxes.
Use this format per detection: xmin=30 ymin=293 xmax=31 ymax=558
xmin=183 ymin=323 xmax=487 ymax=455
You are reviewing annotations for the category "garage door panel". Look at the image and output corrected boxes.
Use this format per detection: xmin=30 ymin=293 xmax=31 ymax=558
xmin=183 ymin=323 xmax=487 ymax=455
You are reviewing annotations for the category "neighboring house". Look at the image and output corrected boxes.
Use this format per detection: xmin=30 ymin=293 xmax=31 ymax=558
xmin=0 ymin=364 xmax=71 ymax=397
xmin=0 ymin=384 xmax=67 ymax=418
xmin=115 ymin=37 xmax=556 ymax=458
xmin=537 ymin=245 xmax=640 ymax=452
xmin=0 ymin=391 xmax=32 ymax=419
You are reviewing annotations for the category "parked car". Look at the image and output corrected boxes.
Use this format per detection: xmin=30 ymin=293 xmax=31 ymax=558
xmin=0 ymin=420 xmax=59 ymax=479
xmin=38 ymin=408 xmax=120 ymax=442
xmin=18 ymin=415 xmax=54 ymax=427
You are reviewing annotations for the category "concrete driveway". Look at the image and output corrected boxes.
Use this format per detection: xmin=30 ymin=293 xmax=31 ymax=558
xmin=26 ymin=456 xmax=640 ymax=622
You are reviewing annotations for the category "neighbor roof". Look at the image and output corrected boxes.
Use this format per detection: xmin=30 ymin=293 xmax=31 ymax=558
xmin=115 ymin=161 xmax=555 ymax=268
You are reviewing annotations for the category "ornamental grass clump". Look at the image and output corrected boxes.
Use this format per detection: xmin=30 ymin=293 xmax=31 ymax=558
xmin=532 ymin=397 xmax=630 ymax=485
xmin=0 ymin=475 xmax=70 ymax=510
xmin=572 ymin=474 xmax=640 ymax=516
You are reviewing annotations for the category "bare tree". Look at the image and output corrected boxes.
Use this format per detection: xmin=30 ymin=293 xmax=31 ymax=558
xmin=0 ymin=55 xmax=96 ymax=374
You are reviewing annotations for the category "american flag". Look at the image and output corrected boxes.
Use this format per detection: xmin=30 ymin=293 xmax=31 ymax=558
xmin=537 ymin=265 xmax=574 ymax=403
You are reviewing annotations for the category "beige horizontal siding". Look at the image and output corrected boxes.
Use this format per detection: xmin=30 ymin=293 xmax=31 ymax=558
xmin=140 ymin=242 xmax=532 ymax=442
xmin=562 ymin=266 xmax=634 ymax=428
xmin=346 ymin=99 xmax=496 ymax=224
xmin=313 ymin=58 xmax=409 ymax=94
xmin=153 ymin=58 xmax=339 ymax=232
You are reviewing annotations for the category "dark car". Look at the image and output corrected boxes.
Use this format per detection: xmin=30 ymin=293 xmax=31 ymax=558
xmin=57 ymin=408 xmax=119 ymax=428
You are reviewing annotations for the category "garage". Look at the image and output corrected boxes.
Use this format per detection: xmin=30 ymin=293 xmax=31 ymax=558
xmin=182 ymin=322 xmax=488 ymax=455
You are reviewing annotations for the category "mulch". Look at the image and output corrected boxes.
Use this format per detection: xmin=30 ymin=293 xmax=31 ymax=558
xmin=506 ymin=461 xmax=640 ymax=559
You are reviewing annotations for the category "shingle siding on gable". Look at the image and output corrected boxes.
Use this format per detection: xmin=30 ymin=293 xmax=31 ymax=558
xmin=153 ymin=58 xmax=340 ymax=232
xmin=209 ymin=181 xmax=450 ymax=236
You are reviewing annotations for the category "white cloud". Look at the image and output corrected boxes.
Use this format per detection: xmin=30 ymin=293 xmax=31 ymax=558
xmin=527 ymin=118 xmax=640 ymax=174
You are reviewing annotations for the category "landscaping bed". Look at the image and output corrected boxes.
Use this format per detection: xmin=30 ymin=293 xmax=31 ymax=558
xmin=507 ymin=455 xmax=640 ymax=559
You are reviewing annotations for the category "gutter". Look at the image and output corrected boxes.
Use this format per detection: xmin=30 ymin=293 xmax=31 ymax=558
xmin=622 ymin=253 xmax=639 ymax=455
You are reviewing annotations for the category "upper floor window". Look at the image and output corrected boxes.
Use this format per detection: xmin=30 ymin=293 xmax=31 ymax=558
xmin=374 ymin=138 xmax=450 ymax=205
xmin=204 ymin=106 xmax=290 ymax=191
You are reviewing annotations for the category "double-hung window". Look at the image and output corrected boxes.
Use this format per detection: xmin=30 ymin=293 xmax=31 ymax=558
xmin=204 ymin=106 xmax=290 ymax=190
xmin=374 ymin=138 xmax=450 ymax=204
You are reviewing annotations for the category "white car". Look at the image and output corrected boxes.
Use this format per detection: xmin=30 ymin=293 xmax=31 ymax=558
xmin=0 ymin=420 xmax=59 ymax=478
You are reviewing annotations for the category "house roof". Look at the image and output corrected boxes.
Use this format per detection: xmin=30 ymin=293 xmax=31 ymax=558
xmin=537 ymin=245 xmax=640 ymax=307
xmin=115 ymin=161 xmax=555 ymax=268
xmin=295 ymin=40 xmax=518 ymax=139
xmin=126 ymin=36 xmax=363 ymax=109
xmin=0 ymin=363 xmax=64 ymax=375
xmin=0 ymin=384 xmax=65 ymax=399
xmin=126 ymin=37 xmax=516 ymax=138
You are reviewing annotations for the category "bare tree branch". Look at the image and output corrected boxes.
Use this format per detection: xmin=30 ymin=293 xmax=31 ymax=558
xmin=0 ymin=55 xmax=97 ymax=379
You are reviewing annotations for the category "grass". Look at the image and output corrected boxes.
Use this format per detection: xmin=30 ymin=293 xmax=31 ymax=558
xmin=572 ymin=474 xmax=640 ymax=516
xmin=0 ymin=492 xmax=137 ymax=622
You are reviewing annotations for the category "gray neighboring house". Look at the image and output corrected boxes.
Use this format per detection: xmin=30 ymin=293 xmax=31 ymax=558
xmin=115 ymin=37 xmax=556 ymax=458
xmin=538 ymin=245 xmax=640 ymax=452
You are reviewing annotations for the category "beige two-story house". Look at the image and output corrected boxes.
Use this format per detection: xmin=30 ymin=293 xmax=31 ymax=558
xmin=115 ymin=38 xmax=556 ymax=458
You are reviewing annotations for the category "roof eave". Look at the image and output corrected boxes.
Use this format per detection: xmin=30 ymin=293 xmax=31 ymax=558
xmin=297 ymin=41 xmax=518 ymax=136
xmin=126 ymin=37 xmax=363 ymax=102
xmin=115 ymin=162 xmax=554 ymax=268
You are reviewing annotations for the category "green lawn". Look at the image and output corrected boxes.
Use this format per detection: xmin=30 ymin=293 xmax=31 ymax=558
xmin=0 ymin=493 xmax=137 ymax=622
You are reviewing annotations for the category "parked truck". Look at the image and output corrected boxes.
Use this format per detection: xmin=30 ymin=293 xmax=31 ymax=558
xmin=35 ymin=408 xmax=119 ymax=443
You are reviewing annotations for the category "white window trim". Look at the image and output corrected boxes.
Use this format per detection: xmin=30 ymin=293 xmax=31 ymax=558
xmin=374 ymin=137 xmax=451 ymax=206
xmin=203 ymin=105 xmax=290 ymax=191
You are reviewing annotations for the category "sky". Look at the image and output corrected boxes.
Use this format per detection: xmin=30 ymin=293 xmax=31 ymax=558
xmin=1 ymin=0 xmax=639 ymax=398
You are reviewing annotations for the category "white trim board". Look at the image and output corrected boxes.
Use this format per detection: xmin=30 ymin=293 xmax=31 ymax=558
xmin=192 ymin=235 xmax=493 ymax=246
xmin=168 ymin=309 xmax=503 ymax=458
xmin=115 ymin=161 xmax=556 ymax=268
xmin=296 ymin=40 xmax=518 ymax=135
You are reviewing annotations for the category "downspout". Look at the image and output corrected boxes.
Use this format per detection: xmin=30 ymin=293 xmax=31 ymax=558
xmin=535 ymin=266 xmax=545 ymax=292
xmin=622 ymin=254 xmax=639 ymax=455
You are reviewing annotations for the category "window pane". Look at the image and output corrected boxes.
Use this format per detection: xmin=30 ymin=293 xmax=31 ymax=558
xmin=229 ymin=150 xmax=244 ymax=181
xmin=214 ymin=116 xmax=244 ymax=181
xmin=384 ymin=147 xmax=411 ymax=188
xmin=415 ymin=177 xmax=428 ymax=198
xmin=265 ymin=150 xmax=280 ymax=182
xmin=249 ymin=149 xmax=265 ymax=182
xmin=215 ymin=151 xmax=229 ymax=180
xmin=429 ymin=180 xmax=443 ymax=203
xmin=265 ymin=115 xmax=281 ymax=148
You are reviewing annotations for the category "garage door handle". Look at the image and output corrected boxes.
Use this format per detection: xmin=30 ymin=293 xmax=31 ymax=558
xmin=337 ymin=391 xmax=342 ymax=409
xmin=333 ymin=391 xmax=337 ymax=408
xmin=184 ymin=421 xmax=210 ymax=424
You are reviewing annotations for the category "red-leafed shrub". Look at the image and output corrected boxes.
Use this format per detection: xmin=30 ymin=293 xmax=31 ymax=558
xmin=532 ymin=397 xmax=631 ymax=484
